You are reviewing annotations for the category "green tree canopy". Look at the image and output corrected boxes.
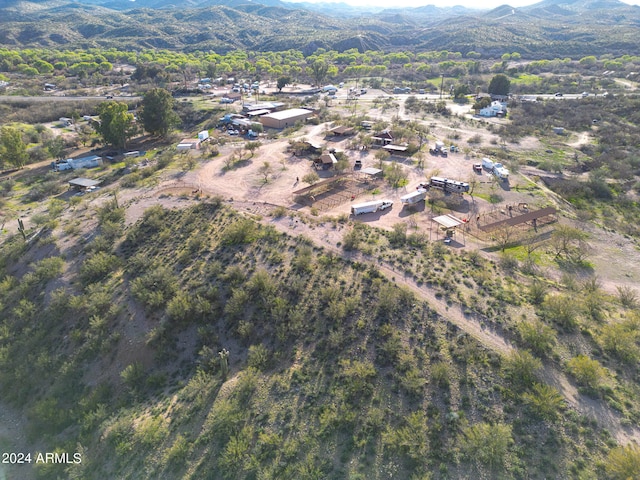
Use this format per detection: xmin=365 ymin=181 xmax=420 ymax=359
xmin=45 ymin=136 xmax=66 ymax=161
xmin=276 ymin=76 xmax=291 ymax=92
xmin=307 ymin=60 xmax=334 ymax=86
xmin=139 ymin=88 xmax=179 ymax=137
xmin=488 ymin=74 xmax=511 ymax=96
xmin=96 ymin=101 xmax=137 ymax=149
xmin=0 ymin=126 xmax=28 ymax=169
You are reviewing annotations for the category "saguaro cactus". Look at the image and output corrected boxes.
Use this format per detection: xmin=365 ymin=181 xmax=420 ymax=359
xmin=18 ymin=218 xmax=26 ymax=240
xmin=219 ymin=348 xmax=229 ymax=377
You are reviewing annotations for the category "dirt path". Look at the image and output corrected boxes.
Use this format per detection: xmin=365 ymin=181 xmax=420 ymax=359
xmin=569 ymin=131 xmax=591 ymax=148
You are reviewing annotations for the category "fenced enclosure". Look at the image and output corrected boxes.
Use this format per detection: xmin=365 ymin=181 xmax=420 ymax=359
xmin=293 ymin=174 xmax=382 ymax=211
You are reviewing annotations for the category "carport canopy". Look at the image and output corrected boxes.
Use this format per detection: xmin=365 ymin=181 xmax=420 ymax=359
xmin=432 ymin=214 xmax=463 ymax=229
xmin=68 ymin=178 xmax=100 ymax=189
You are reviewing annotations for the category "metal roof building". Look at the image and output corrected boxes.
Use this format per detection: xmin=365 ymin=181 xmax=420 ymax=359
xmin=259 ymin=108 xmax=314 ymax=129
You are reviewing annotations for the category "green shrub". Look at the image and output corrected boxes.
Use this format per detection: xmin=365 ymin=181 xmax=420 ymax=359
xmin=502 ymin=349 xmax=542 ymax=390
xmin=162 ymin=434 xmax=191 ymax=469
xmin=247 ymin=344 xmax=270 ymax=371
xmin=382 ymin=411 xmax=428 ymax=466
xmin=599 ymin=316 xmax=640 ymax=364
xmin=542 ymin=293 xmax=579 ymax=329
xmin=460 ymin=422 xmax=513 ymax=470
xmin=522 ymin=383 xmax=565 ymax=421
xmin=221 ymin=218 xmax=258 ymax=245
xmin=517 ymin=317 xmax=556 ymax=355
xmin=96 ymin=199 xmax=125 ymax=225
xmin=431 ymin=362 xmax=451 ymax=388
xmin=120 ymin=362 xmax=145 ymax=390
xmin=80 ymin=252 xmax=120 ymax=284
xmin=567 ymin=355 xmax=606 ymax=390
xmin=605 ymin=444 xmax=640 ymax=480
xmin=130 ymin=266 xmax=177 ymax=311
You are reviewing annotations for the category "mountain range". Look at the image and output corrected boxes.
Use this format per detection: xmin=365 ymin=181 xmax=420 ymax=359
xmin=1 ymin=0 xmax=639 ymax=55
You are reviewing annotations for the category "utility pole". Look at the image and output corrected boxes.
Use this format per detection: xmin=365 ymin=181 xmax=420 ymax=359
xmin=440 ymin=74 xmax=445 ymax=100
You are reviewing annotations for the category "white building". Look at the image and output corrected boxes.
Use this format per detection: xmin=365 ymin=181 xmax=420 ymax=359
xmin=479 ymin=101 xmax=507 ymax=117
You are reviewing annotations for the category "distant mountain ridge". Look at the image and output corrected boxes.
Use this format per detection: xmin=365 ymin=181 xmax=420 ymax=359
xmin=1 ymin=0 xmax=640 ymax=55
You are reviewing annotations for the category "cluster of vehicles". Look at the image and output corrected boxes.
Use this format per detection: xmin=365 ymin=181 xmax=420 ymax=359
xmin=351 ymin=176 xmax=470 ymax=215
xmin=481 ymin=157 xmax=509 ymax=180
xmin=430 ymin=141 xmax=458 ymax=157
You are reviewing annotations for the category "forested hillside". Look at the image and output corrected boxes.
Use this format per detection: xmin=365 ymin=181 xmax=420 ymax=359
xmin=1 ymin=0 xmax=640 ymax=55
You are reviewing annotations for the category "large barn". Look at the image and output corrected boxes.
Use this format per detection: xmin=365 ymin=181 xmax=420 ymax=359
xmin=259 ymin=108 xmax=314 ymax=129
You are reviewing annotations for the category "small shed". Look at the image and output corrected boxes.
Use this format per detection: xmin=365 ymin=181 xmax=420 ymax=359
xmin=315 ymin=153 xmax=337 ymax=170
xmin=553 ymin=127 xmax=565 ymax=135
xmin=177 ymin=138 xmax=200 ymax=151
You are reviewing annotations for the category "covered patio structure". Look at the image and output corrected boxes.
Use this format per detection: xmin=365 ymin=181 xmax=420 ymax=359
xmin=431 ymin=214 xmax=465 ymax=244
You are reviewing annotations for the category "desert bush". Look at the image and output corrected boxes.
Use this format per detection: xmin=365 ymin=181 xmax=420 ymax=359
xmin=460 ymin=422 xmax=513 ymax=470
xmin=528 ymin=279 xmax=548 ymax=305
xmin=32 ymin=256 xmax=64 ymax=282
xmin=130 ymin=266 xmax=177 ymax=311
xmin=517 ymin=317 xmax=556 ymax=355
xmin=342 ymin=228 xmax=361 ymax=251
xmin=27 ymin=180 xmax=63 ymax=201
xmin=0 ymin=178 xmax=15 ymax=196
xmin=224 ymin=288 xmax=249 ymax=321
xmin=388 ymin=222 xmax=407 ymax=246
xmin=96 ymin=199 xmax=125 ymax=225
xmin=598 ymin=315 xmax=640 ymax=364
xmin=382 ymin=411 xmax=428 ymax=466
xmin=80 ymin=252 xmax=120 ymax=284
xmin=292 ymin=245 xmax=314 ymax=272
xmin=247 ymin=344 xmax=270 ymax=371
xmin=522 ymin=383 xmax=565 ymax=421
xmin=162 ymin=434 xmax=191 ymax=469
xmin=605 ymin=444 xmax=640 ymax=480
xmin=542 ymin=294 xmax=579 ymax=329
xmin=467 ymin=134 xmax=483 ymax=145
xmin=616 ymin=285 xmax=639 ymax=309
xmin=221 ymin=218 xmax=258 ymax=245
xmin=134 ymin=415 xmax=169 ymax=447
xmin=431 ymin=362 xmax=451 ymax=388
xmin=120 ymin=362 xmax=145 ymax=391
xmin=340 ymin=359 xmax=376 ymax=399
xmin=566 ymin=355 xmax=606 ymax=390
xmin=502 ymin=349 xmax=542 ymax=390
xmin=271 ymin=206 xmax=288 ymax=218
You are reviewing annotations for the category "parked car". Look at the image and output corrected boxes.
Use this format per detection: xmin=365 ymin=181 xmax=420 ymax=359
xmin=354 ymin=159 xmax=362 ymax=169
xmin=473 ymin=163 xmax=482 ymax=173
xmin=554 ymin=92 xmax=563 ymax=97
